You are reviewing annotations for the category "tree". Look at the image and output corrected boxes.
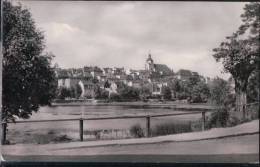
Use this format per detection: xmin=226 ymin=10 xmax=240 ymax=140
xmin=118 ymin=86 xmax=140 ymax=100
xmin=237 ymin=2 xmax=260 ymax=43
xmin=247 ymin=71 xmax=259 ymax=103
xmin=58 ymin=87 xmax=71 ymax=100
xmin=212 ymin=2 xmax=259 ymax=114
xmin=176 ymin=80 xmax=190 ymax=100
xmin=168 ymin=79 xmax=181 ymax=98
xmin=190 ymin=81 xmax=210 ymax=103
xmin=161 ymin=86 xmax=172 ymax=100
xmin=94 ymin=85 xmax=109 ymax=99
xmin=2 ymin=1 xmax=57 ymax=121
xmin=209 ymin=77 xmax=231 ymax=106
xmin=139 ymin=85 xmax=152 ymax=101
xmin=213 ymin=37 xmax=256 ymax=113
xmin=238 ymin=2 xmax=260 ymax=105
xmin=75 ymin=84 xmax=82 ymax=99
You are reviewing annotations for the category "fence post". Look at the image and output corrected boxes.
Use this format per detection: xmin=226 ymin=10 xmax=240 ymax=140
xmin=1 ymin=122 xmax=7 ymax=145
xmin=79 ymin=119 xmax=83 ymax=141
xmin=202 ymin=111 xmax=206 ymax=131
xmin=146 ymin=116 xmax=151 ymax=137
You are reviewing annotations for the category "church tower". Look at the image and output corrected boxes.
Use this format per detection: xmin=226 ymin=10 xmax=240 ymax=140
xmin=145 ymin=52 xmax=155 ymax=72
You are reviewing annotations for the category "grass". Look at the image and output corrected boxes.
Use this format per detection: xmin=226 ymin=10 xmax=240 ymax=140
xmin=130 ymin=124 xmax=145 ymax=138
xmin=151 ymin=122 xmax=193 ymax=137
xmin=7 ymin=129 xmax=73 ymax=144
xmin=128 ymin=121 xmax=195 ymax=138
xmin=205 ymin=104 xmax=259 ymax=129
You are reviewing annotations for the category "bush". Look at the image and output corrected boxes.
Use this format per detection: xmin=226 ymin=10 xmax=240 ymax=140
xmin=209 ymin=77 xmax=231 ymax=106
xmin=151 ymin=122 xmax=192 ymax=136
xmin=161 ymin=86 xmax=172 ymax=100
xmin=94 ymin=87 xmax=109 ymax=99
xmin=58 ymin=87 xmax=71 ymax=99
xmin=130 ymin=124 xmax=145 ymax=138
xmin=190 ymin=81 xmax=210 ymax=103
xmin=176 ymin=92 xmax=189 ymax=100
xmin=206 ymin=109 xmax=229 ymax=128
xmin=118 ymin=86 xmax=140 ymax=100
xmin=109 ymin=93 xmax=121 ymax=101
xmin=226 ymin=114 xmax=242 ymax=127
xmin=247 ymin=103 xmax=259 ymax=120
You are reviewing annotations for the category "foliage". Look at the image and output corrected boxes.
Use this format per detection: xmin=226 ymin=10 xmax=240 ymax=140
xmin=2 ymin=2 xmax=57 ymax=121
xmin=175 ymin=80 xmax=190 ymax=100
xmin=109 ymin=92 xmax=121 ymax=101
xmin=190 ymin=81 xmax=210 ymax=103
xmin=58 ymin=87 xmax=71 ymax=100
xmin=129 ymin=124 xmax=145 ymax=138
xmin=170 ymin=76 xmax=210 ymax=103
xmin=212 ymin=2 xmax=259 ymax=112
xmin=238 ymin=2 xmax=260 ymax=43
xmin=209 ymin=77 xmax=231 ymax=106
xmin=94 ymin=85 xmax=109 ymax=99
xmin=187 ymin=75 xmax=201 ymax=88
xmin=151 ymin=122 xmax=192 ymax=136
xmin=206 ymin=109 xmax=230 ymax=129
xmin=212 ymin=37 xmax=257 ymax=91
xmin=169 ymin=79 xmax=181 ymax=93
xmin=75 ymin=84 xmax=82 ymax=98
xmin=247 ymin=71 xmax=259 ymax=103
xmin=139 ymin=85 xmax=152 ymax=100
xmin=161 ymin=86 xmax=172 ymax=100
xmin=246 ymin=103 xmax=259 ymax=120
xmin=207 ymin=78 xmax=237 ymax=128
xmin=57 ymin=85 xmax=83 ymax=99
xmin=118 ymin=85 xmax=140 ymax=100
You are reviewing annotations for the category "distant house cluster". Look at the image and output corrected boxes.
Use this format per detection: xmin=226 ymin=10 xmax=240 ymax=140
xmin=54 ymin=53 xmax=210 ymax=98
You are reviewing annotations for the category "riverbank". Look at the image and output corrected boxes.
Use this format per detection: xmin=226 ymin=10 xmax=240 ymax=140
xmin=51 ymin=100 xmax=217 ymax=109
xmin=5 ymin=103 xmax=218 ymax=145
xmin=2 ymin=120 xmax=259 ymax=156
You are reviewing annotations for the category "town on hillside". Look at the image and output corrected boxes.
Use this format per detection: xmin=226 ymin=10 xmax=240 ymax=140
xmin=54 ymin=53 xmax=213 ymax=102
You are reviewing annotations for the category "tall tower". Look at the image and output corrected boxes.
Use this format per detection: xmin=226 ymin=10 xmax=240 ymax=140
xmin=145 ymin=52 xmax=155 ymax=72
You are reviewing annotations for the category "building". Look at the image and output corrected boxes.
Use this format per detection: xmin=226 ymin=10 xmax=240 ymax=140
xmin=54 ymin=52 xmax=208 ymax=100
xmin=145 ymin=53 xmax=173 ymax=77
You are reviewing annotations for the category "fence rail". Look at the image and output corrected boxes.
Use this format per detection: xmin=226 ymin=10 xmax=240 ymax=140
xmin=1 ymin=109 xmax=215 ymax=144
xmin=3 ymin=110 xmax=214 ymax=124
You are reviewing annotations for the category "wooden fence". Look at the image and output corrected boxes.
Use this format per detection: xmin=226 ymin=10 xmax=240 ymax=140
xmin=1 ymin=110 xmax=215 ymax=144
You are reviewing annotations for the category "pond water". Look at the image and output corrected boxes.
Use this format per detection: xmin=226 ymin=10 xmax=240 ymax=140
xmin=14 ymin=105 xmax=205 ymax=129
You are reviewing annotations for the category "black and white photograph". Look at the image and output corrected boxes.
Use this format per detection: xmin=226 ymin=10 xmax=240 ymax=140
xmin=0 ymin=1 xmax=259 ymax=165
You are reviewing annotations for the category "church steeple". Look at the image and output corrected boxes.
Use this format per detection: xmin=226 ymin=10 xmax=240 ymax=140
xmin=145 ymin=52 xmax=155 ymax=72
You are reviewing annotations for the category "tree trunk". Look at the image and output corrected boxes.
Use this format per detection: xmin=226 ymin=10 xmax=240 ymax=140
xmin=236 ymin=90 xmax=247 ymax=119
xmin=234 ymin=77 xmax=248 ymax=120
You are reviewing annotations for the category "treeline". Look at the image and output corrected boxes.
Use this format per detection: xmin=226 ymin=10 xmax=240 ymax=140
xmin=55 ymin=73 xmax=257 ymax=104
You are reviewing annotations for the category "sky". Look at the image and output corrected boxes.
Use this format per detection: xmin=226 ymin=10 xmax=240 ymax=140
xmin=18 ymin=1 xmax=246 ymax=79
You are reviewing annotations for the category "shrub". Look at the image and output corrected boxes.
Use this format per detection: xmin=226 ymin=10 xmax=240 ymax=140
xmin=109 ymin=93 xmax=121 ymax=101
xmin=94 ymin=87 xmax=109 ymax=99
xmin=206 ymin=109 xmax=229 ymax=128
xmin=130 ymin=124 xmax=145 ymax=138
xmin=247 ymin=103 xmax=259 ymax=120
xmin=152 ymin=122 xmax=192 ymax=136
xmin=161 ymin=86 xmax=172 ymax=100
xmin=118 ymin=86 xmax=140 ymax=100
xmin=53 ymin=135 xmax=72 ymax=142
xmin=226 ymin=114 xmax=242 ymax=127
